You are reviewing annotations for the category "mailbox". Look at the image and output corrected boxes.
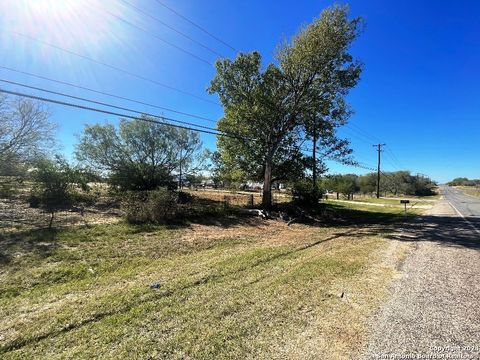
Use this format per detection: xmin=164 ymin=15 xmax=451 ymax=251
xmin=400 ymin=199 xmax=410 ymax=215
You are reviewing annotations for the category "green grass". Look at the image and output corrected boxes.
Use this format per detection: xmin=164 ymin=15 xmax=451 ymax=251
xmin=329 ymin=196 xmax=435 ymax=208
xmin=0 ymin=203 xmax=418 ymax=359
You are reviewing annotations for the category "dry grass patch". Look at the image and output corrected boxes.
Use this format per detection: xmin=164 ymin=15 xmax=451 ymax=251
xmin=456 ymin=186 xmax=480 ymax=198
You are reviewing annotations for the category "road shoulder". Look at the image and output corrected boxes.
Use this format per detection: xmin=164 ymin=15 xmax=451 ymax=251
xmin=360 ymin=199 xmax=480 ymax=359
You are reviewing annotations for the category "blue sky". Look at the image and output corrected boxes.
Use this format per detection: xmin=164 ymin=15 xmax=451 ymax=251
xmin=0 ymin=0 xmax=479 ymax=183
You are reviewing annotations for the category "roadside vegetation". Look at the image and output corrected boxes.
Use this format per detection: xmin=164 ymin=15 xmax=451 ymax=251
xmin=447 ymin=177 xmax=480 ymax=187
xmin=1 ymin=201 xmax=418 ymax=359
xmin=456 ymin=186 xmax=480 ymax=198
xmin=323 ymin=172 xmax=437 ymax=200
xmin=447 ymin=178 xmax=480 ymax=198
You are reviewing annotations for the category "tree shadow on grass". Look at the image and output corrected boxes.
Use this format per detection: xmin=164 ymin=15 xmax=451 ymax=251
xmin=312 ymin=203 xmax=480 ymax=250
xmin=310 ymin=202 xmax=410 ymax=227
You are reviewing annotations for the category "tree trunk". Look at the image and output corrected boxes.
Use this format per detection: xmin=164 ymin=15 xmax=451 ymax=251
xmin=262 ymin=156 xmax=273 ymax=209
xmin=179 ymin=149 xmax=183 ymax=189
xmin=49 ymin=212 xmax=54 ymax=229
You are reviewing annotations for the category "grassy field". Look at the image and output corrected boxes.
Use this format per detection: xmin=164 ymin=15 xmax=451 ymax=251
xmin=457 ymin=186 xmax=480 ymax=198
xmin=327 ymin=196 xmax=436 ymax=210
xmin=0 ymin=202 xmax=421 ymax=359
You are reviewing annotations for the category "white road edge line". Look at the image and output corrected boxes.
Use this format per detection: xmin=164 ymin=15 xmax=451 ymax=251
xmin=448 ymin=201 xmax=480 ymax=235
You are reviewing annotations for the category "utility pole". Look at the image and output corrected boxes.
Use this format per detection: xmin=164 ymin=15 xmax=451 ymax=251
xmin=312 ymin=119 xmax=317 ymax=194
xmin=373 ymin=144 xmax=386 ymax=199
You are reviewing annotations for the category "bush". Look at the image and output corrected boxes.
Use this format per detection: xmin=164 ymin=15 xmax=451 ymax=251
xmin=123 ymin=189 xmax=178 ymax=224
xmin=414 ymin=187 xmax=436 ymax=196
xmin=292 ymin=179 xmax=323 ymax=207
xmin=70 ymin=191 xmax=99 ymax=215
xmin=177 ymin=191 xmax=194 ymax=204
xmin=71 ymin=191 xmax=98 ymax=207
xmin=30 ymin=156 xmax=94 ymax=227
xmin=27 ymin=194 xmax=41 ymax=208
xmin=30 ymin=157 xmax=76 ymax=227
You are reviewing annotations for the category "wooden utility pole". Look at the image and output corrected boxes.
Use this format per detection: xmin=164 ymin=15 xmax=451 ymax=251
xmin=373 ymin=144 xmax=386 ymax=199
xmin=312 ymin=120 xmax=317 ymax=193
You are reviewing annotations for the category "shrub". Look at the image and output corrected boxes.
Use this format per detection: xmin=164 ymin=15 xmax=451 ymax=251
xmin=31 ymin=157 xmax=76 ymax=228
xmin=71 ymin=191 xmax=99 ymax=215
xmin=292 ymin=179 xmax=323 ymax=207
xmin=27 ymin=193 xmax=41 ymax=208
xmin=30 ymin=156 xmax=93 ymax=227
xmin=123 ymin=189 xmax=178 ymax=224
xmin=414 ymin=187 xmax=436 ymax=196
xmin=177 ymin=191 xmax=194 ymax=204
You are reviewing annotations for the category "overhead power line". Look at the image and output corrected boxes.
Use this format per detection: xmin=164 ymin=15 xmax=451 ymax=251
xmin=153 ymin=0 xmax=238 ymax=52
xmin=4 ymin=29 xmax=219 ymax=106
xmin=0 ymin=65 xmax=217 ymax=123
xmin=0 ymin=88 xmax=238 ymax=139
xmin=384 ymin=157 xmax=400 ymax=172
xmin=325 ymin=157 xmax=376 ymax=172
xmin=92 ymin=4 xmax=213 ymax=65
xmin=342 ymin=121 xmax=405 ymax=172
xmin=118 ymin=0 xmax=224 ymax=58
xmin=1 ymin=84 xmax=381 ymax=175
xmin=386 ymin=148 xmax=404 ymax=169
xmin=300 ymin=146 xmax=376 ymax=172
xmin=348 ymin=123 xmax=381 ymax=143
xmin=341 ymin=127 xmax=375 ymax=146
xmin=0 ymin=79 xmax=227 ymax=135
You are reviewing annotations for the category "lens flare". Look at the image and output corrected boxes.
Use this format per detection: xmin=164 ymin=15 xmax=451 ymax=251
xmin=1 ymin=0 xmax=128 ymax=55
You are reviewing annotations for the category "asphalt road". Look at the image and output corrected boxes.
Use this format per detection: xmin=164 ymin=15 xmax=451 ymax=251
xmin=443 ymin=185 xmax=480 ymax=224
xmin=362 ymin=186 xmax=480 ymax=359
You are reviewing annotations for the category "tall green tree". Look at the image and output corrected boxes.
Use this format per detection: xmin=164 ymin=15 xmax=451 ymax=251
xmin=359 ymin=171 xmax=437 ymax=196
xmin=324 ymin=174 xmax=358 ymax=199
xmin=75 ymin=117 xmax=205 ymax=191
xmin=359 ymin=173 xmax=377 ymax=195
xmin=278 ymin=5 xmax=363 ymax=192
xmin=209 ymin=5 xmax=363 ymax=207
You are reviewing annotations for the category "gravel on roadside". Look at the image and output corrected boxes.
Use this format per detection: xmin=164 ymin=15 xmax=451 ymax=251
xmin=360 ymin=199 xmax=480 ymax=360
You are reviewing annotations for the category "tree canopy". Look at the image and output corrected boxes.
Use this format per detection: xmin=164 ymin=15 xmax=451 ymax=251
xmin=358 ymin=171 xmax=437 ymax=196
xmin=447 ymin=178 xmax=480 ymax=187
xmin=75 ymin=117 xmax=205 ymax=191
xmin=209 ymin=5 xmax=363 ymax=207
xmin=0 ymin=94 xmax=56 ymax=175
xmin=324 ymin=174 xmax=359 ymax=199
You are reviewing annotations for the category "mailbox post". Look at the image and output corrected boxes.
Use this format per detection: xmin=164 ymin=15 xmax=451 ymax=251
xmin=400 ymin=199 xmax=410 ymax=215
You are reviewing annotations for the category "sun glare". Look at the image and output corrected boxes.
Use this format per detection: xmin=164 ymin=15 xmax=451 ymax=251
xmin=1 ymin=0 xmax=124 ymax=53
